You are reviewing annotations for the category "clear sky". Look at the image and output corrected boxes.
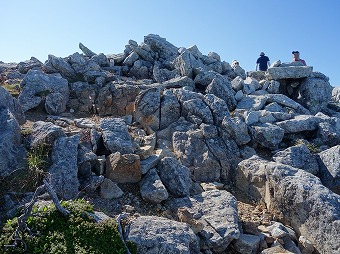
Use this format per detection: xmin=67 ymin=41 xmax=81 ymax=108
xmin=1 ymin=0 xmax=340 ymax=86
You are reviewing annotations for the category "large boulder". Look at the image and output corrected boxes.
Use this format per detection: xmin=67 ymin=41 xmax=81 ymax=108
xmin=159 ymin=89 xmax=181 ymax=130
xmin=266 ymin=66 xmax=313 ymax=80
xmin=294 ymin=77 xmax=333 ymax=114
xmin=317 ymin=145 xmax=340 ymax=194
xmin=48 ymin=134 xmax=80 ymax=200
xmin=144 ymin=34 xmax=179 ymax=62
xmin=0 ymin=107 xmax=22 ymax=177
xmin=139 ymin=168 xmax=169 ymax=203
xmin=127 ymin=216 xmax=200 ymax=254
xmin=18 ymin=69 xmax=69 ymax=113
xmin=30 ymin=121 xmax=66 ymax=148
xmin=0 ymin=86 xmax=25 ymax=124
xmin=167 ymin=190 xmax=240 ymax=252
xmin=100 ymin=117 xmax=133 ymax=154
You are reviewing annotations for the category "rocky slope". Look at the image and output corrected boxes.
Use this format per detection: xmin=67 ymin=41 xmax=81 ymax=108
xmin=0 ymin=34 xmax=339 ymax=254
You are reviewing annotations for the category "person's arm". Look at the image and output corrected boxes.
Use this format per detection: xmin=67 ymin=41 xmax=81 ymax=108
xmin=256 ymin=63 xmax=258 ymax=71
xmin=267 ymin=60 xmax=271 ymax=69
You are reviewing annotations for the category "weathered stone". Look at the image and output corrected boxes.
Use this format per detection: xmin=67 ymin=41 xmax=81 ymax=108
xmin=174 ymin=50 xmax=205 ymax=78
xmin=135 ymin=87 xmax=161 ymax=131
xmin=0 ymin=86 xmax=25 ymax=124
xmin=250 ymin=123 xmax=285 ymax=150
xmin=205 ymin=77 xmax=236 ymax=111
xmin=106 ymin=152 xmax=141 ymax=183
xmin=221 ymin=115 xmax=251 ymax=146
xmin=0 ymin=107 xmax=22 ymax=177
xmin=19 ymin=69 xmax=69 ymax=112
xmin=144 ymin=34 xmax=179 ymax=61
xmin=231 ymin=76 xmax=244 ymax=91
xmin=236 ymin=95 xmax=267 ymax=111
xmin=43 ymin=54 xmax=77 ymax=81
xmin=276 ymin=115 xmax=321 ymax=133
xmin=182 ymin=98 xmax=214 ymax=125
xmin=30 ymin=121 xmax=66 ymax=148
xmin=231 ymin=234 xmax=261 ymax=254
xmin=160 ymin=89 xmax=180 ymax=130
xmin=79 ymin=42 xmax=96 ymax=57
xmin=68 ymin=81 xmax=97 ymax=112
xmin=100 ymin=117 xmax=133 ymax=154
xmin=140 ymin=168 xmax=169 ymax=203
xmin=266 ymin=66 xmax=313 ymax=80
xmin=163 ymin=76 xmax=194 ymax=89
xmin=91 ymin=53 xmax=109 ymax=67
xmin=293 ymin=77 xmax=333 ymax=114
xmin=265 ymin=94 xmax=310 ymax=114
xmin=157 ymin=157 xmax=191 ymax=197
xmin=45 ymin=92 xmax=68 ymax=114
xmin=273 ymin=144 xmax=319 ymax=175
xmin=127 ymin=215 xmax=199 ymax=254
xmin=17 ymin=57 xmax=42 ymax=74
xmin=203 ymin=93 xmax=230 ymax=126
xmin=167 ymin=190 xmax=239 ymax=252
xmin=48 ymin=134 xmax=80 ymax=200
xmin=317 ymin=145 xmax=340 ymax=194
xmin=99 ymin=178 xmax=124 ymax=199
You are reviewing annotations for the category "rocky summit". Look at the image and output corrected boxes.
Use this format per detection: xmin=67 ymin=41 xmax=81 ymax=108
xmin=0 ymin=34 xmax=340 ymax=254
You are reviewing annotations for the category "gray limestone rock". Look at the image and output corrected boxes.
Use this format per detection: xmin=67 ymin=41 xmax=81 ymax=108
xmin=249 ymin=123 xmax=285 ymax=150
xmin=266 ymin=66 xmax=313 ymax=80
xmin=30 ymin=121 xmax=66 ymax=148
xmin=317 ymin=145 xmax=340 ymax=194
xmin=0 ymin=86 xmax=25 ymax=124
xmin=231 ymin=233 xmax=261 ymax=254
xmin=17 ymin=57 xmax=42 ymax=74
xmin=221 ymin=115 xmax=251 ymax=146
xmin=79 ymin=42 xmax=96 ymax=57
xmin=160 ymin=89 xmax=180 ymax=130
xmin=18 ymin=69 xmax=69 ymax=112
xmin=174 ymin=50 xmax=205 ymax=78
xmin=236 ymin=95 xmax=267 ymax=111
xmin=43 ymin=54 xmax=77 ymax=81
xmin=205 ymin=77 xmax=236 ymax=111
xmin=203 ymin=93 xmax=230 ymax=126
xmin=0 ymin=107 xmax=22 ymax=177
xmin=272 ymin=144 xmax=319 ymax=175
xmin=127 ymin=215 xmax=199 ymax=254
xmin=167 ymin=190 xmax=240 ymax=252
xmin=182 ymin=98 xmax=214 ymax=125
xmin=163 ymin=76 xmax=194 ymax=89
xmin=276 ymin=115 xmax=321 ymax=133
xmin=157 ymin=157 xmax=191 ymax=197
xmin=140 ymin=168 xmax=169 ymax=203
xmin=68 ymin=81 xmax=97 ymax=113
xmin=135 ymin=87 xmax=161 ymax=131
xmin=48 ymin=134 xmax=80 ymax=200
xmin=100 ymin=117 xmax=133 ymax=154
xmin=144 ymin=34 xmax=179 ymax=62
xmin=99 ymin=178 xmax=124 ymax=199
xmin=45 ymin=92 xmax=68 ymax=114
xmin=265 ymin=94 xmax=310 ymax=115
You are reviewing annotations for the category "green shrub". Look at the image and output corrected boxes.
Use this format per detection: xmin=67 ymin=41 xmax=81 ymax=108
xmin=0 ymin=199 xmax=137 ymax=254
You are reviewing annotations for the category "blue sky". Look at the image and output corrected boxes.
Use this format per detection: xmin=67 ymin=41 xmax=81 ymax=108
xmin=1 ymin=0 xmax=340 ymax=86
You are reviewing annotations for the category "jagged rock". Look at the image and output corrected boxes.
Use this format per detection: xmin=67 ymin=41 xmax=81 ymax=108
xmin=0 ymin=86 xmax=25 ymax=124
xmin=157 ymin=157 xmax=191 ymax=197
xmin=17 ymin=57 xmax=42 ymax=74
xmin=167 ymin=190 xmax=240 ymax=252
xmin=237 ymin=95 xmax=267 ymax=111
xmin=79 ymin=42 xmax=96 ymax=57
xmin=0 ymin=107 xmax=22 ymax=177
xmin=203 ymin=93 xmax=230 ymax=126
xmin=100 ymin=117 xmax=133 ymax=154
xmin=160 ymin=89 xmax=180 ymax=129
xmin=123 ymin=51 xmax=139 ymax=67
xmin=272 ymin=144 xmax=319 ymax=175
xmin=221 ymin=115 xmax=251 ymax=146
xmin=264 ymin=162 xmax=340 ymax=254
xmin=77 ymin=142 xmax=97 ymax=177
xmin=266 ymin=80 xmax=280 ymax=94
xmin=231 ymin=233 xmax=261 ymax=254
xmin=298 ymin=236 xmax=315 ymax=254
xmin=153 ymin=62 xmax=178 ymax=83
xmin=43 ymin=54 xmax=77 ymax=81
xmin=127 ymin=215 xmax=199 ymax=254
xmin=144 ymin=34 xmax=179 ymax=62
xmin=129 ymin=59 xmax=152 ymax=79
xmin=317 ymin=145 xmax=340 ymax=194
xmin=317 ymin=117 xmax=340 ymax=147
xmin=18 ymin=69 xmax=69 ymax=112
xmin=233 ymin=65 xmax=246 ymax=79
xmin=235 ymin=155 xmax=268 ymax=202
xmin=174 ymin=49 xmax=205 ymax=78
xmin=140 ymin=150 xmax=164 ymax=174
xmin=45 ymin=92 xmax=68 ymax=114
xmin=276 ymin=115 xmax=321 ymax=133
xmin=231 ymin=76 xmax=244 ymax=91
xmin=30 ymin=121 xmax=66 ymax=148
xmin=163 ymin=76 xmax=194 ymax=89
xmin=91 ymin=53 xmax=109 ymax=67
xmin=68 ymin=81 xmax=97 ymax=112
xmin=265 ymin=94 xmax=310 ymax=114
xmin=243 ymin=77 xmax=261 ymax=95
xmin=135 ymin=87 xmax=161 ymax=131
xmin=182 ymin=98 xmax=214 ymax=125
xmin=172 ymin=129 xmax=221 ymax=182
xmin=249 ymin=123 xmax=285 ymax=150
xmin=99 ymin=178 xmax=124 ymax=199
xmin=293 ymin=76 xmax=333 ymax=114
xmin=48 ymin=134 xmax=80 ymax=200
xmin=266 ymin=66 xmax=313 ymax=80
xmin=260 ymin=245 xmax=295 ymax=254
xmin=205 ymin=77 xmax=236 ymax=111
xmin=106 ymin=152 xmax=141 ymax=183
xmin=140 ymin=168 xmax=169 ymax=203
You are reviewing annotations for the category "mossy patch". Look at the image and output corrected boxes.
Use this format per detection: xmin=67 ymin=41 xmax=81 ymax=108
xmin=0 ymin=199 xmax=137 ymax=254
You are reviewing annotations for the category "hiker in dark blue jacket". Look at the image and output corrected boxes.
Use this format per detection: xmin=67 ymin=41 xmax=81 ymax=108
xmin=256 ymin=52 xmax=270 ymax=71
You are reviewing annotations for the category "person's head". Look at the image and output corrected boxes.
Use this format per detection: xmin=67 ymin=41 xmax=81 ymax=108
xmin=260 ymin=52 xmax=265 ymax=56
xmin=292 ymin=51 xmax=300 ymax=59
xmin=232 ymin=60 xmax=239 ymax=67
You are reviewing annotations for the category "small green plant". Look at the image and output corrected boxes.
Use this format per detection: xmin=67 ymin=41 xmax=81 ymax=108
xmin=1 ymin=83 xmax=21 ymax=97
xmin=26 ymin=144 xmax=51 ymax=189
xmin=34 ymin=90 xmax=51 ymax=97
xmin=294 ymin=139 xmax=320 ymax=154
xmin=0 ymin=200 xmax=137 ymax=254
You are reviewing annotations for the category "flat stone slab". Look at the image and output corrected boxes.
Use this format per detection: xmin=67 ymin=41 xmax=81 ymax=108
xmin=266 ymin=66 xmax=313 ymax=80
